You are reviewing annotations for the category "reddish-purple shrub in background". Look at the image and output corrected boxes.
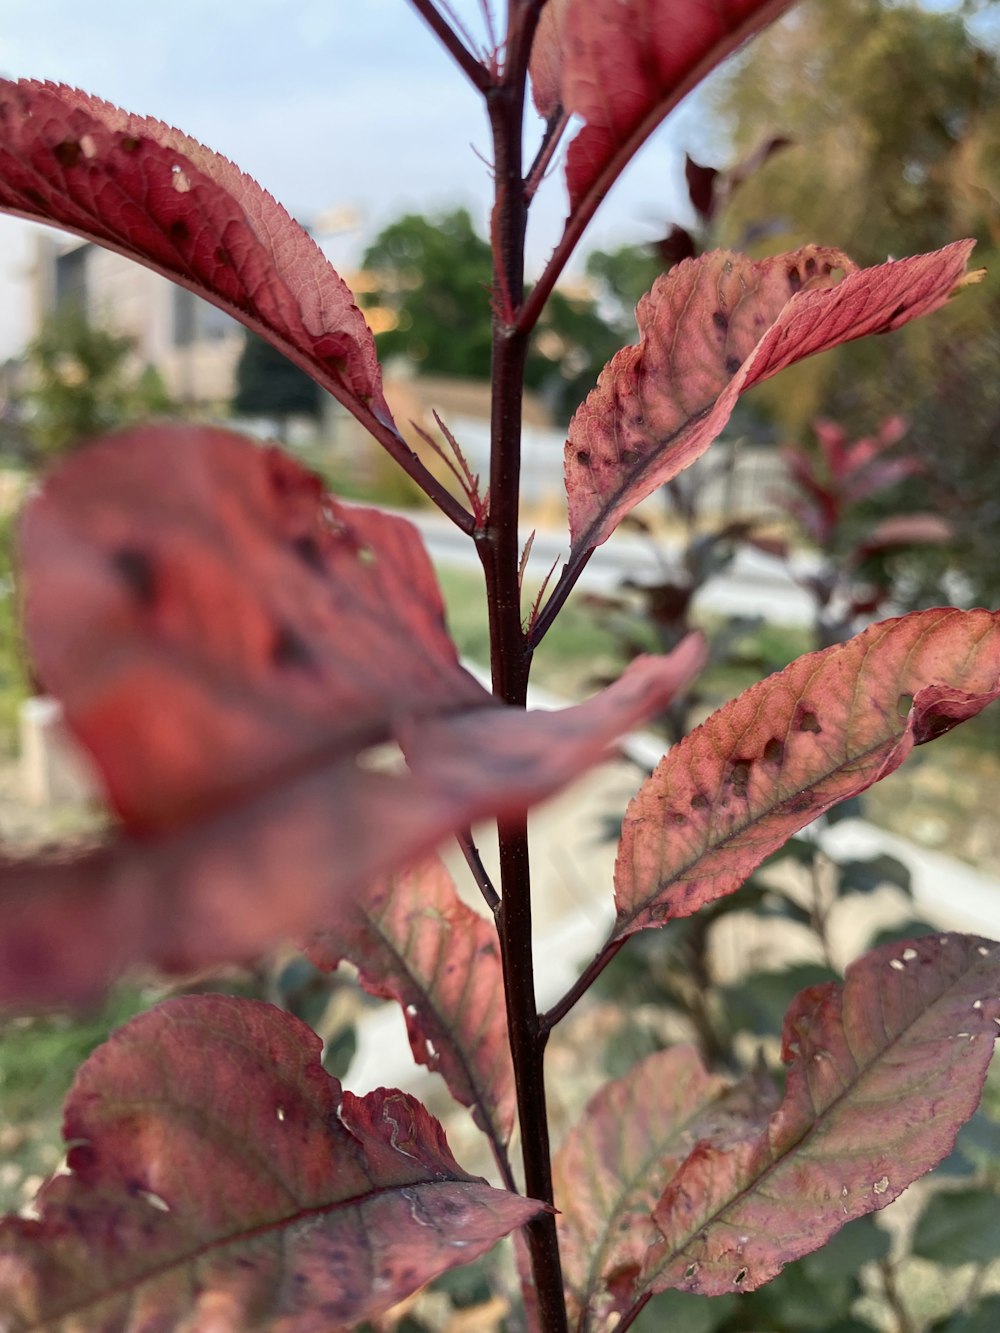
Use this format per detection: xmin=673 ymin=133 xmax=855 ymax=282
xmin=0 ymin=4 xmax=997 ymax=1330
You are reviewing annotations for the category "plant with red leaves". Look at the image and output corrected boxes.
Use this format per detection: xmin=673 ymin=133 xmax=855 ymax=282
xmin=0 ymin=4 xmax=997 ymax=1331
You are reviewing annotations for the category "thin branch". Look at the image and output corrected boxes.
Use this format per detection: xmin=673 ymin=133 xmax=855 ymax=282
xmin=438 ymin=0 xmax=482 ymax=53
xmin=517 ymin=530 xmax=536 ymax=601
xmin=616 ymin=1293 xmax=652 ymax=1333
xmin=540 ymin=936 xmax=627 ymax=1034
xmin=434 ymin=410 xmax=488 ymax=524
xmin=354 ymin=399 xmax=476 ymax=534
xmin=456 ymin=828 xmax=501 ymax=915
xmin=408 ymin=0 xmax=493 ymax=91
xmin=526 ymin=544 xmax=596 ymax=648
xmin=525 ymin=555 xmax=559 ymax=637
xmin=525 ymin=109 xmax=569 ymax=203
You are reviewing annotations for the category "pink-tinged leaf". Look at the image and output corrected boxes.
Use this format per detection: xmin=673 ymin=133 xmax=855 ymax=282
xmin=0 ymin=996 xmax=543 ymax=1330
xmin=566 ymin=242 xmax=976 ymax=555
xmin=528 ymin=0 xmax=568 ymax=117
xmin=640 ymin=934 xmax=1000 ymax=1297
xmin=0 ymin=80 xmax=390 ymax=423
xmin=614 ymin=609 xmax=1000 ymax=938
xmin=857 ymin=513 xmax=953 ymax=557
xmin=554 ymin=0 xmax=797 ymax=213
xmin=307 ymin=858 xmax=516 ymax=1150
xmin=554 ymin=1048 xmax=731 ymax=1329
xmin=3 ymin=424 xmax=707 ymax=1004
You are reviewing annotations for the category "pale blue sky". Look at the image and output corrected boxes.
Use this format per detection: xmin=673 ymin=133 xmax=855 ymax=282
xmin=0 ymin=0 xmax=714 ymax=359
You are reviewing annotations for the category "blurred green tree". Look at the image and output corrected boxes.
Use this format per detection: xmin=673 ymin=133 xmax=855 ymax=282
xmin=22 ymin=307 xmax=173 ymax=459
xmin=232 ymin=331 xmax=322 ymax=442
xmin=706 ymin=0 xmax=1000 ymax=603
xmin=360 ymin=207 xmax=623 ymax=422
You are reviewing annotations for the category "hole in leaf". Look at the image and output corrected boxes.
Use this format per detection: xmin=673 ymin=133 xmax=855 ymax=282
xmin=889 ymin=959 xmax=905 ymax=971
xmin=763 ymin=737 xmax=785 ymax=766
xmin=170 ymin=164 xmax=191 ymax=193
xmin=787 ymin=265 xmax=802 ymax=291
xmin=897 ymin=693 xmax=914 ymax=718
xmin=795 ymin=706 xmax=822 ymax=734
xmin=276 ymin=1106 xmax=286 ymax=1123
xmin=735 ymin=1267 xmax=748 ymax=1285
xmin=902 ymin=947 xmax=918 ymax=961
xmin=873 ymin=1175 xmax=890 ymax=1195
xmin=685 ymin=1264 xmax=698 ymax=1279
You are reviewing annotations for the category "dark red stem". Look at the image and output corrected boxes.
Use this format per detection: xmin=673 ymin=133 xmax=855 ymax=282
xmin=540 ymin=936 xmax=627 ymax=1033
xmin=407 ymin=0 xmax=493 ymax=91
xmin=477 ymin=5 xmax=569 ymax=1330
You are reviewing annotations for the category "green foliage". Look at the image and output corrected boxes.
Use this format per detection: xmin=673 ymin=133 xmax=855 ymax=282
xmin=711 ymin=0 xmax=1000 ymax=603
xmin=360 ymin=207 xmax=623 ymax=421
xmin=232 ymin=330 xmax=322 ymax=433
xmin=23 ymin=307 xmax=174 ymax=457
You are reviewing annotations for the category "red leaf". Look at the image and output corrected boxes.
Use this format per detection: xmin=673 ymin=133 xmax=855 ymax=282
xmin=541 ymin=1 xmax=797 ymax=213
xmin=529 ymin=0 xmax=568 ymax=117
xmin=0 ymin=996 xmax=543 ymax=1329
xmin=566 ymin=242 xmax=976 ymax=555
xmin=0 ymin=80 xmax=390 ymax=423
xmin=614 ymin=609 xmax=1000 ymax=938
xmin=2 ymin=425 xmax=707 ymax=1004
xmin=553 ymin=1048 xmax=731 ymax=1327
xmin=856 ymin=513 xmax=953 ymax=557
xmin=308 ymin=858 xmax=516 ymax=1151
xmin=640 ymin=934 xmax=1000 ymax=1296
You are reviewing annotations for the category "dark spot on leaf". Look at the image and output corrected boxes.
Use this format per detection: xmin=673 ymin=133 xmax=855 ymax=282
xmin=888 ymin=303 xmax=906 ymax=324
xmin=215 ymin=245 xmax=233 ymax=267
xmin=728 ymin=759 xmax=752 ymax=796
xmin=787 ymin=793 xmax=815 ymax=814
xmin=112 ymin=548 xmax=157 ymax=607
xmin=576 ymin=450 xmax=590 ymax=467
xmin=763 ymin=737 xmax=785 ymax=766
xmin=292 ymin=533 xmax=325 ymax=572
xmin=804 ymin=256 xmax=817 ymax=276
xmin=712 ymin=310 xmax=729 ymax=333
xmin=24 ymin=187 xmax=47 ymax=209
xmin=621 ymin=448 xmax=640 ymax=464
xmin=53 ymin=140 xmax=82 ymax=168
xmin=271 ymin=624 xmax=314 ymax=670
xmin=672 ymin=812 xmax=687 ymax=826
xmin=690 ymin=791 xmax=710 ymax=811
xmin=120 ymin=134 xmax=141 ymax=153
xmin=795 ymin=706 xmax=822 ymax=734
xmin=169 ymin=219 xmax=190 ymax=243
xmin=735 ymin=1267 xmax=748 ymax=1285
xmin=787 ymin=265 xmax=802 ymax=291
xmin=725 ymin=354 xmax=742 ymax=375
